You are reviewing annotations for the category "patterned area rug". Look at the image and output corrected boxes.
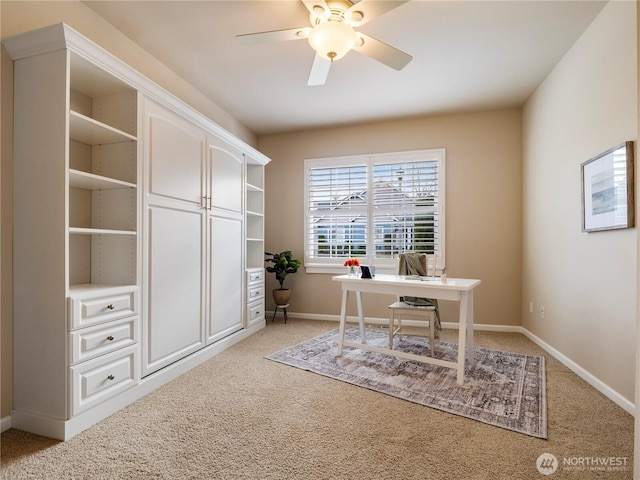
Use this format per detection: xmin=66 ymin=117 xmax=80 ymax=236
xmin=266 ymin=327 xmax=547 ymax=439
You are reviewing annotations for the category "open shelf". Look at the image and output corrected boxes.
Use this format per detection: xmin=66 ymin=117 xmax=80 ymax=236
xmin=246 ymin=183 xmax=263 ymax=193
xmin=69 ymin=227 xmax=137 ymax=236
xmin=69 ymin=283 xmax=137 ymax=294
xmin=69 ymin=111 xmax=136 ymax=146
xmin=69 ymin=169 xmax=136 ymax=190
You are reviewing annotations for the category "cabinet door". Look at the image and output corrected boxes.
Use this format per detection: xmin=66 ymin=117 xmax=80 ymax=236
xmin=208 ymin=136 xmax=243 ymax=213
xmin=145 ymin=100 xmax=206 ymax=204
xmin=142 ymin=98 xmax=208 ymax=377
xmin=207 ymin=214 xmax=243 ymax=344
xmin=143 ymin=204 xmax=205 ymax=376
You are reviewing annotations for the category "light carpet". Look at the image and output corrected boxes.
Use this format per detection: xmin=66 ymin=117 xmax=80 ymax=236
xmin=267 ymin=326 xmax=547 ymax=438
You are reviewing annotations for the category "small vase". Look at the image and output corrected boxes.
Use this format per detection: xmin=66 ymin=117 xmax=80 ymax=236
xmin=347 ymin=266 xmax=359 ymax=277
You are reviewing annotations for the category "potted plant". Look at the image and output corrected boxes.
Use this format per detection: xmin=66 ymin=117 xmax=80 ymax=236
xmin=265 ymin=251 xmax=302 ymax=306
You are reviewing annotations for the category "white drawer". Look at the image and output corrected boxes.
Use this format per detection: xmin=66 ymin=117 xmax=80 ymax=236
xmin=247 ymin=269 xmax=264 ymax=285
xmin=70 ymin=344 xmax=139 ymax=416
xmin=70 ymin=316 xmax=138 ymax=365
xmin=69 ymin=286 xmax=138 ymax=330
xmin=247 ymin=284 xmax=264 ymax=302
xmin=247 ymin=299 xmax=265 ymax=327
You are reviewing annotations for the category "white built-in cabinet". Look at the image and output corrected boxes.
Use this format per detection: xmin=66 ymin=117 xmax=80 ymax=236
xmin=4 ymin=23 xmax=269 ymax=440
xmin=142 ymin=100 xmax=246 ymax=376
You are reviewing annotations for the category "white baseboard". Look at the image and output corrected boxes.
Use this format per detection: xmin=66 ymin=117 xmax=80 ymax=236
xmin=1 ymin=415 xmax=11 ymax=433
xmin=271 ymin=310 xmax=635 ymax=415
xmin=269 ymin=310 xmax=522 ymax=332
xmin=519 ymin=327 xmax=635 ymax=416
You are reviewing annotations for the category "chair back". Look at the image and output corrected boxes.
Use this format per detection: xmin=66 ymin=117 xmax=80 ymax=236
xmin=397 ymin=253 xmax=437 ymax=277
xmin=397 ymin=253 xmax=438 ymax=307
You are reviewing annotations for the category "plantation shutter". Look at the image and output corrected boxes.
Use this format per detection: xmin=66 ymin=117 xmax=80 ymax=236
xmin=307 ymin=164 xmax=368 ymax=259
xmin=372 ymin=159 xmax=439 ymax=259
xmin=304 ymin=149 xmax=445 ymax=271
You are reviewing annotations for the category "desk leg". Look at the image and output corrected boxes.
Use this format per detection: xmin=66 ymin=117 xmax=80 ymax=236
xmin=456 ymin=293 xmax=469 ymax=385
xmin=337 ymin=289 xmax=349 ymax=356
xmin=356 ymin=291 xmax=366 ymax=344
xmin=466 ymin=291 xmax=475 ymax=368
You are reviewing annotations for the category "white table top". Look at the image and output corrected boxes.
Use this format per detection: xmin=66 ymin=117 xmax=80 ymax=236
xmin=332 ymin=273 xmax=481 ymax=291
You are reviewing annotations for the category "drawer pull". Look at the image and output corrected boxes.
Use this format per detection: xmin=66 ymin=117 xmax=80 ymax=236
xmin=106 ymin=336 xmax=115 ymax=341
xmin=107 ymin=375 xmax=115 ymax=381
xmin=106 ymin=304 xmax=115 ymax=310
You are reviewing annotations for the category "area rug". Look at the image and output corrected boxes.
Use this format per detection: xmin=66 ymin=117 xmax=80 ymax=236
xmin=266 ymin=327 xmax=547 ymax=439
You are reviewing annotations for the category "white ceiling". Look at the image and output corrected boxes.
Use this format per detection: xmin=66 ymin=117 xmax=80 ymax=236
xmin=83 ymin=0 xmax=606 ymax=135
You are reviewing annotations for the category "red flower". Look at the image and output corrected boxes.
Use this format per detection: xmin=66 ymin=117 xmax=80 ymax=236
xmin=343 ymin=258 xmax=360 ymax=267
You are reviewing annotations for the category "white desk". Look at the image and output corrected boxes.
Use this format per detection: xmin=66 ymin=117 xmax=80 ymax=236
xmin=332 ymin=274 xmax=481 ymax=384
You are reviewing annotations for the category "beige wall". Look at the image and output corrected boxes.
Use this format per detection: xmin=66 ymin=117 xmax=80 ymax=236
xmin=523 ymin=0 xmax=638 ymax=402
xmin=0 ymin=0 xmax=259 ymax=418
xmin=1 ymin=46 xmax=13 ymax=419
xmin=258 ymin=109 xmax=523 ymax=327
xmin=635 ymin=1 xmax=640 ymax=474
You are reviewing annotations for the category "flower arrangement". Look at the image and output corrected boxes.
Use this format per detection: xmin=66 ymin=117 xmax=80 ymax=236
xmin=343 ymin=258 xmax=360 ymax=267
xmin=344 ymin=258 xmax=361 ymax=277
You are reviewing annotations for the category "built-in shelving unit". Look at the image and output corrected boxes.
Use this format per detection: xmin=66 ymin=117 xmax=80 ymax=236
xmin=5 ymin=22 xmax=269 ymax=442
xmin=65 ymin=46 xmax=141 ymax=417
xmin=245 ymin=158 xmax=266 ymax=328
xmin=5 ymin=24 xmax=142 ymax=441
xmin=67 ymin=51 xmax=138 ymax=289
xmin=245 ymin=160 xmax=265 ymax=269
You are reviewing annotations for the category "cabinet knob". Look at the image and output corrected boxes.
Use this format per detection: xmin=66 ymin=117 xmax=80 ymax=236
xmin=107 ymin=375 xmax=115 ymax=381
xmin=106 ymin=304 xmax=115 ymax=310
xmin=107 ymin=336 xmax=114 ymax=341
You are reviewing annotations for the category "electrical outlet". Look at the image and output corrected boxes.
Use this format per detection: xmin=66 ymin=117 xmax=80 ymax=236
xmin=529 ymin=302 xmax=533 ymax=314
xmin=540 ymin=306 xmax=545 ymax=319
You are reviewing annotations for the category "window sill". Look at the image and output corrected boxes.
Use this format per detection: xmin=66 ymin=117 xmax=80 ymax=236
xmin=304 ymin=264 xmax=397 ymax=275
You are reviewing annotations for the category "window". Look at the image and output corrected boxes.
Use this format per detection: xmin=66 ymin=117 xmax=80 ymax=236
xmin=304 ymin=149 xmax=445 ymax=273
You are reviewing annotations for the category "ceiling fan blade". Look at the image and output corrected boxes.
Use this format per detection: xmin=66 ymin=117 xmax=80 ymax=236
xmin=236 ymin=27 xmax=311 ymax=46
xmin=346 ymin=0 xmax=408 ymax=27
xmin=301 ymin=0 xmax=329 ymax=17
xmin=307 ymin=53 xmax=332 ymax=86
xmin=353 ymin=33 xmax=412 ymax=71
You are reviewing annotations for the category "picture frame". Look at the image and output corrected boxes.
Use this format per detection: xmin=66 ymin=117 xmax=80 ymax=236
xmin=581 ymin=141 xmax=635 ymax=232
xmin=360 ymin=265 xmax=373 ymax=279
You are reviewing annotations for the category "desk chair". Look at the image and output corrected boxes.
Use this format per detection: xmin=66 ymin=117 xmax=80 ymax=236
xmin=388 ymin=253 xmax=439 ymax=356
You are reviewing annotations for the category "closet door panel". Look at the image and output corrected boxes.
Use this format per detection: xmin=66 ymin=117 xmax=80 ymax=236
xmin=146 ymin=104 xmax=205 ymax=204
xmin=207 ymin=214 xmax=243 ymax=344
xmin=144 ymin=205 xmax=205 ymax=375
xmin=208 ymin=137 xmax=243 ymax=213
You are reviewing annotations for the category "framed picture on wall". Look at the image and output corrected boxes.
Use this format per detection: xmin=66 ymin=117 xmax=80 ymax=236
xmin=581 ymin=141 xmax=635 ymax=232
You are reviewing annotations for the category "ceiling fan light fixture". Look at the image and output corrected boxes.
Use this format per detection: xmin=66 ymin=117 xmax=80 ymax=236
xmin=307 ymin=21 xmax=357 ymax=62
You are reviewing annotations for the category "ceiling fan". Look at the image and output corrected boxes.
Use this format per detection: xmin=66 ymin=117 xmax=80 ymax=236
xmin=236 ymin=0 xmax=412 ymax=86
